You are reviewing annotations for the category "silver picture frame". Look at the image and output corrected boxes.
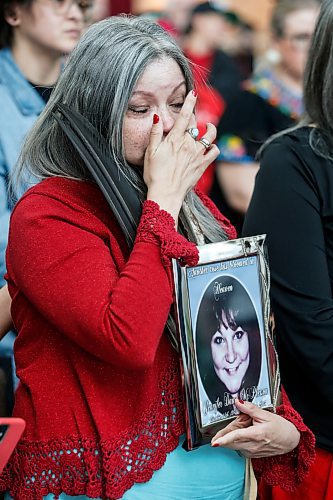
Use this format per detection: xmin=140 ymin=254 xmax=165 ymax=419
xmin=173 ymin=235 xmax=280 ymax=450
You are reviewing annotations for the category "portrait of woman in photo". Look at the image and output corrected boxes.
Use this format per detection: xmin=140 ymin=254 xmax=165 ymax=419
xmin=196 ymin=275 xmax=262 ymax=415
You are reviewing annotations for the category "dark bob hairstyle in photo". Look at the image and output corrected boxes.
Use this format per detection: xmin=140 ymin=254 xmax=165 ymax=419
xmin=196 ymin=275 xmax=262 ymax=413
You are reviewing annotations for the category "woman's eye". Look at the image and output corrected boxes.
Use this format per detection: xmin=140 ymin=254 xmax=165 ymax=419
xmin=213 ymin=336 xmax=224 ymax=345
xmin=234 ymin=330 xmax=245 ymax=340
xmin=78 ymin=0 xmax=93 ymax=11
xmin=171 ymin=102 xmax=184 ymax=110
xmin=128 ymin=106 xmax=149 ymax=114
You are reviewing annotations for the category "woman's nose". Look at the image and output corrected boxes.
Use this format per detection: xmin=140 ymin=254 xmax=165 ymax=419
xmin=66 ymin=0 xmax=85 ymax=21
xmin=225 ymin=341 xmax=236 ymax=364
xmin=159 ymin=109 xmax=176 ymax=135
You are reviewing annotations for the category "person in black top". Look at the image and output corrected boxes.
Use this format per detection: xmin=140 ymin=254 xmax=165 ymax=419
xmin=210 ymin=0 xmax=320 ymax=235
xmin=243 ymin=0 xmax=333 ymax=497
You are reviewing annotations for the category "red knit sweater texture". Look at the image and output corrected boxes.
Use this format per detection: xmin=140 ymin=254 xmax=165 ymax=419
xmin=0 ymin=178 xmax=315 ymax=499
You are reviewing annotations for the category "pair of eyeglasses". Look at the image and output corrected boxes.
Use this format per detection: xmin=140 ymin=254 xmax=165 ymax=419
xmin=284 ymin=33 xmax=313 ymax=50
xmin=40 ymin=0 xmax=94 ymax=16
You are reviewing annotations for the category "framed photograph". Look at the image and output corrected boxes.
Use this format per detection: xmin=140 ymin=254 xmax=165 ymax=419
xmin=173 ymin=235 xmax=279 ymax=450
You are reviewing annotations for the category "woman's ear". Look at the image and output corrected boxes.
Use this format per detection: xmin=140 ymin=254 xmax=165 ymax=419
xmin=4 ymin=4 xmax=22 ymax=27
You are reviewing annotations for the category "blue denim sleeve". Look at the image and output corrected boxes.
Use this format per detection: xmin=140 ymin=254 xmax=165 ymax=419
xmin=0 ymin=145 xmax=10 ymax=286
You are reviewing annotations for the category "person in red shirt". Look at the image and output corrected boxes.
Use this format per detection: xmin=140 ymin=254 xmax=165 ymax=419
xmin=181 ymin=2 xmax=243 ymax=194
xmin=0 ymin=15 xmax=314 ymax=500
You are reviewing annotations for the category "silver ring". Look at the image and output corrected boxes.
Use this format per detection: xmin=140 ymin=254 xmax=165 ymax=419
xmin=198 ymin=137 xmax=212 ymax=150
xmin=186 ymin=127 xmax=199 ymax=140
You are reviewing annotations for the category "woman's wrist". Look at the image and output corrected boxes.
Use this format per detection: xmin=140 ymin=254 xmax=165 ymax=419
xmin=146 ymin=189 xmax=183 ymax=223
xmin=136 ymin=200 xmax=199 ymax=267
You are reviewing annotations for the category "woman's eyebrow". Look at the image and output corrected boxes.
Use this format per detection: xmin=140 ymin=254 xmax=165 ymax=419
xmin=132 ymin=81 xmax=186 ymax=97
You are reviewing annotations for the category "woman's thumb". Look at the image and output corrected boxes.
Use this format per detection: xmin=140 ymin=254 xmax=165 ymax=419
xmin=235 ymin=398 xmax=269 ymax=422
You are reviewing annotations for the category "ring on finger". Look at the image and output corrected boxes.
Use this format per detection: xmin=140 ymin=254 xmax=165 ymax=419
xmin=198 ymin=137 xmax=212 ymax=150
xmin=186 ymin=127 xmax=199 ymax=140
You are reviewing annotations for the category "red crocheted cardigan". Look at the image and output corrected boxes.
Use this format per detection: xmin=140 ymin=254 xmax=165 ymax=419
xmin=0 ymin=178 xmax=315 ymax=499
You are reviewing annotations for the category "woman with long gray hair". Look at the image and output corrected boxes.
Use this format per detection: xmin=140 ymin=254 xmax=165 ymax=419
xmin=243 ymin=0 xmax=333 ymax=498
xmin=0 ymin=15 xmax=314 ymax=499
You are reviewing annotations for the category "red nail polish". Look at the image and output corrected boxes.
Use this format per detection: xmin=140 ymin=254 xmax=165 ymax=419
xmin=211 ymin=443 xmax=219 ymax=447
xmin=239 ymin=399 xmax=244 ymax=404
xmin=153 ymin=114 xmax=159 ymax=124
xmin=192 ymin=89 xmax=198 ymax=97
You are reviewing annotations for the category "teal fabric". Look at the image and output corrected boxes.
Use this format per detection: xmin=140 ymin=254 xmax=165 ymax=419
xmin=40 ymin=437 xmax=245 ymax=499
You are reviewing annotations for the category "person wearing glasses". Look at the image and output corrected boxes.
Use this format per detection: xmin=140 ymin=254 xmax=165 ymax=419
xmin=0 ymin=0 xmax=92 ymax=415
xmin=209 ymin=0 xmax=320 ymax=235
xmin=0 ymin=0 xmax=93 ymax=280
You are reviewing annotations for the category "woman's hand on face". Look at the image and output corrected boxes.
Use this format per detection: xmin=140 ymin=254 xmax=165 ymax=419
xmin=211 ymin=399 xmax=300 ymax=458
xmin=144 ymin=90 xmax=219 ymax=221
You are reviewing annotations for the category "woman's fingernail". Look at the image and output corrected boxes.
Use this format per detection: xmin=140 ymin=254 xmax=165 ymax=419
xmin=211 ymin=442 xmax=219 ymax=447
xmin=153 ymin=114 xmax=159 ymax=124
xmin=238 ymin=399 xmax=245 ymax=404
xmin=192 ymin=89 xmax=198 ymax=97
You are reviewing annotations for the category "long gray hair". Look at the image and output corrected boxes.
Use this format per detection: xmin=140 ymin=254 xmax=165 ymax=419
xmin=13 ymin=15 xmax=227 ymax=243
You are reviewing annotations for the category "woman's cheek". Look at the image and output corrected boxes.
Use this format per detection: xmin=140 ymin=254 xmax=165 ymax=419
xmin=239 ymin=337 xmax=250 ymax=361
xmin=123 ymin=121 xmax=151 ymax=166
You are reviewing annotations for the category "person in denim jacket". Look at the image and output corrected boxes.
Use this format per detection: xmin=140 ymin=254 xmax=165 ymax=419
xmin=0 ymin=0 xmax=91 ymax=414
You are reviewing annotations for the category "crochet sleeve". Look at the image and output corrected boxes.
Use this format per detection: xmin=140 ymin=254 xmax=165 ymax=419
xmin=135 ymin=200 xmax=199 ymax=267
xmin=252 ymin=387 xmax=316 ymax=492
